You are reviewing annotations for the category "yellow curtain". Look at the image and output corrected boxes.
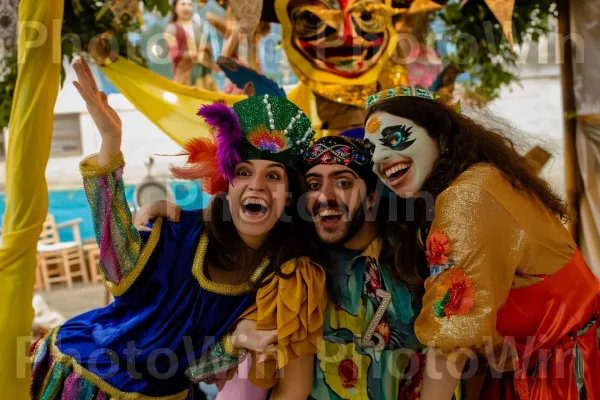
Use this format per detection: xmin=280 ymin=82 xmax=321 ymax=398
xmin=0 ymin=0 xmax=64 ymax=397
xmin=101 ymin=57 xmax=246 ymax=146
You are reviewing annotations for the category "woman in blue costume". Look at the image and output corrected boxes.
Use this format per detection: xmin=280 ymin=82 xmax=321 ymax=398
xmin=30 ymin=58 xmax=327 ymax=400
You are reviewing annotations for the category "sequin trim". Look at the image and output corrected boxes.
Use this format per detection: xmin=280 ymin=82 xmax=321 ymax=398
xmin=185 ymin=338 xmax=248 ymax=384
xmin=102 ymin=217 xmax=163 ymax=297
xmin=192 ymin=232 xmax=271 ymax=295
xmin=222 ymin=333 xmax=247 ymax=358
xmin=365 ymin=86 xmax=435 ymax=110
xmin=361 ymin=288 xmax=392 ymax=351
xmin=81 ymin=151 xmax=148 ymax=294
xmin=80 ymin=152 xmax=125 ymax=178
xmin=35 ymin=329 xmax=188 ymax=400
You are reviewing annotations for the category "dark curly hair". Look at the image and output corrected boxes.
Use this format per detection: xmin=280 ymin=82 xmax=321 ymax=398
xmin=367 ymin=96 xmax=569 ymax=286
xmin=203 ymin=167 xmax=326 ymax=287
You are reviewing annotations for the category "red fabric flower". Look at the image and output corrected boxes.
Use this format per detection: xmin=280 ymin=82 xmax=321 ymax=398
xmin=426 ymin=230 xmax=451 ymax=266
xmin=435 ymin=269 xmax=475 ymax=317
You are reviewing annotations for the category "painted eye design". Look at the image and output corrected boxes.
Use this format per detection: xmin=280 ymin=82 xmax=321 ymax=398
xmin=380 ymin=125 xmax=415 ymax=151
xmin=385 ymin=131 xmax=406 ymax=148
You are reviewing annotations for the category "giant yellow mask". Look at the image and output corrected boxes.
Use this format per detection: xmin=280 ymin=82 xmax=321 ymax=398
xmin=276 ymin=0 xmax=400 ymax=106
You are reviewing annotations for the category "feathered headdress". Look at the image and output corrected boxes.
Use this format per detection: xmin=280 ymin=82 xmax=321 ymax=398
xmin=170 ymin=102 xmax=243 ymax=194
xmin=171 ymin=95 xmax=315 ymax=194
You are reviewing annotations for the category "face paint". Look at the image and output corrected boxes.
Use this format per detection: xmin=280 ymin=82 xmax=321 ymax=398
xmin=365 ymin=111 xmax=439 ymax=198
xmin=365 ymin=115 xmax=381 ymax=134
xmin=276 ymin=0 xmax=396 ymax=84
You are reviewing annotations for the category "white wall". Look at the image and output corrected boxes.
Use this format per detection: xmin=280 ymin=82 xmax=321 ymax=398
xmin=0 ymin=63 xmax=184 ymax=190
xmin=487 ymin=74 xmax=565 ymax=198
xmin=485 ymin=31 xmax=566 ymax=198
xmin=0 ymin=37 xmax=567 ymax=197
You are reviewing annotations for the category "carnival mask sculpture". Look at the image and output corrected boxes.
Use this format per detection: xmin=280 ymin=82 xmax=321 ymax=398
xmin=286 ymin=0 xmax=394 ymax=77
xmin=276 ymin=0 xmax=397 ymax=87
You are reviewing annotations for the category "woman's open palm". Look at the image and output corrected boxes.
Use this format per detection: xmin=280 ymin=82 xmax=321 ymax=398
xmin=73 ymin=58 xmax=121 ymax=139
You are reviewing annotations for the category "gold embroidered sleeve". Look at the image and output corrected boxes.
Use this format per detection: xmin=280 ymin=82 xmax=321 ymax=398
xmin=80 ymin=152 xmax=150 ymax=296
xmin=414 ymin=183 xmax=525 ymax=363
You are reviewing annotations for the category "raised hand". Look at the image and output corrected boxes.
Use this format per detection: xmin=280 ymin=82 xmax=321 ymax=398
xmin=73 ymin=57 xmax=121 ymax=164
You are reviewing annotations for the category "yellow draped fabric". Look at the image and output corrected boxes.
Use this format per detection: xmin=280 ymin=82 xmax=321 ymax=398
xmin=100 ymin=58 xmax=339 ymax=144
xmin=101 ymin=57 xmax=245 ymax=146
xmin=0 ymin=0 xmax=64 ymax=398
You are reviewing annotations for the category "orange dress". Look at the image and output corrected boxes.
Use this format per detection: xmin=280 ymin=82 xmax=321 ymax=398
xmin=415 ymin=163 xmax=600 ymax=400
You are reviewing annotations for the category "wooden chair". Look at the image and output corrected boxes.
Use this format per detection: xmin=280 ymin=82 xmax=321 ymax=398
xmin=37 ymin=214 xmax=89 ymax=291
xmin=83 ymin=241 xmax=102 ymax=284
xmin=34 ymin=256 xmax=45 ymax=291
xmin=82 ymin=240 xmax=112 ymax=305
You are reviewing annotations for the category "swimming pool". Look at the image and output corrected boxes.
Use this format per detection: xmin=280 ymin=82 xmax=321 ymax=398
xmin=0 ymin=181 xmax=212 ymax=242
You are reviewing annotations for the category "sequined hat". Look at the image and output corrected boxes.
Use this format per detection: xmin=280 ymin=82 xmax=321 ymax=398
xmin=233 ymin=94 xmax=315 ymax=166
xmin=171 ymin=95 xmax=315 ymax=194
xmin=302 ymin=136 xmax=378 ymax=191
xmin=365 ymin=86 xmax=435 ymax=110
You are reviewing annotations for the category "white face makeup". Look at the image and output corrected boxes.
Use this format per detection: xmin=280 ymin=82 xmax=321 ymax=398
xmin=364 ymin=111 xmax=439 ymax=198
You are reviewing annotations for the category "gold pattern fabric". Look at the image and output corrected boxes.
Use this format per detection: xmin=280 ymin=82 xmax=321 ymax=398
xmin=415 ymin=163 xmax=576 ymax=364
xmin=238 ymin=257 xmax=327 ymax=388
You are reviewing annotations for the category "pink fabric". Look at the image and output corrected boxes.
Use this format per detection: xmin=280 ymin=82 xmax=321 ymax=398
xmin=216 ymin=358 xmax=268 ymax=400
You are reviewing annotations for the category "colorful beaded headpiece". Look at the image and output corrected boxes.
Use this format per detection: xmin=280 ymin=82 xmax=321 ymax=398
xmin=171 ymin=95 xmax=315 ymax=194
xmin=365 ymin=86 xmax=435 ymax=110
xmin=302 ymin=136 xmax=378 ymax=191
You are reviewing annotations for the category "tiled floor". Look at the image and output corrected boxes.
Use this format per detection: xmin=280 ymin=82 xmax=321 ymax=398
xmin=39 ymin=283 xmax=108 ymax=318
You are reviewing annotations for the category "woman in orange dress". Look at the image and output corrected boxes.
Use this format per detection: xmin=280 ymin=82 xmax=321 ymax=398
xmin=364 ymin=86 xmax=600 ymax=399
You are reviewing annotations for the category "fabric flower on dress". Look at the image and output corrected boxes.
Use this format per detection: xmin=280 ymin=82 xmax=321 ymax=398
xmin=426 ymin=230 xmax=456 ymax=278
xmin=426 ymin=230 xmax=451 ymax=265
xmin=433 ymin=269 xmax=475 ymax=318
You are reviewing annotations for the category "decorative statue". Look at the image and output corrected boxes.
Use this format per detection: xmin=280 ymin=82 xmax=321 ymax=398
xmin=165 ymin=0 xmax=218 ymax=90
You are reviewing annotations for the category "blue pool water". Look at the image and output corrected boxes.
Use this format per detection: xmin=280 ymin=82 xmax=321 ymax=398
xmin=0 ymin=181 xmax=212 ymax=242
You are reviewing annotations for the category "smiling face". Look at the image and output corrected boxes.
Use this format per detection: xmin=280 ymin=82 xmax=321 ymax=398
xmin=284 ymin=0 xmax=392 ymax=78
xmin=365 ymin=111 xmax=439 ymax=197
xmin=304 ymin=164 xmax=370 ymax=245
xmin=226 ymin=160 xmax=289 ymax=248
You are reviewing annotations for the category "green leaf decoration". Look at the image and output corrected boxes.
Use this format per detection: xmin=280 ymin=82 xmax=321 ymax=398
xmin=433 ymin=290 xmax=451 ymax=317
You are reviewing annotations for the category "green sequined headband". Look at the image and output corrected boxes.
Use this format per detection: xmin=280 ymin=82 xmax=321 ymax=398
xmin=365 ymin=86 xmax=436 ymax=110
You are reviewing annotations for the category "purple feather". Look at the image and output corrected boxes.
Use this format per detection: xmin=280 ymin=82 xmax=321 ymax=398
xmin=197 ymin=102 xmax=242 ymax=183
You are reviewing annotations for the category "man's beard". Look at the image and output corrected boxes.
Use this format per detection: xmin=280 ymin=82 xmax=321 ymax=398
xmin=315 ymin=200 xmax=367 ymax=246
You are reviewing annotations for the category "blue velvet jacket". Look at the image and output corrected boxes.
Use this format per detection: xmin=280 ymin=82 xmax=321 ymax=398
xmin=32 ymin=153 xmax=269 ymax=399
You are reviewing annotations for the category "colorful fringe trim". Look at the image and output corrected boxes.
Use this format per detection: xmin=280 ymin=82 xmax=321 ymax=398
xmin=30 ymin=328 xmax=188 ymax=400
xmin=185 ymin=334 xmax=247 ymax=384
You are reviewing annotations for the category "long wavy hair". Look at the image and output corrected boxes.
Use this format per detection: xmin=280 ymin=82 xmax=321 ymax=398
xmin=202 ymin=167 xmax=325 ymax=286
xmin=367 ymin=96 xmax=569 ymax=286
